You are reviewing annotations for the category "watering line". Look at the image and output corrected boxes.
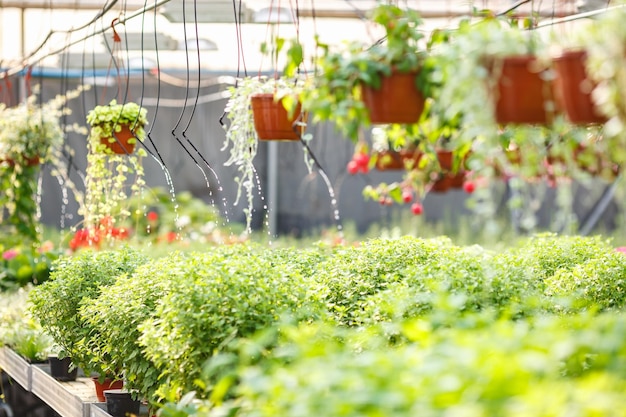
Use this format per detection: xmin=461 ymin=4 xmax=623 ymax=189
xmin=142 ymin=91 xmax=231 ymax=107
xmin=152 ymin=70 xmax=236 ymax=89
xmin=2 ymin=0 xmax=173 ymax=78
xmin=9 ymin=0 xmax=121 ymax=69
xmin=536 ymin=2 xmax=626 ymax=26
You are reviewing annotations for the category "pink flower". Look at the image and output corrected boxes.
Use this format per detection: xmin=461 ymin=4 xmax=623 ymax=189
xmin=2 ymin=249 xmax=18 ymax=261
xmin=616 ymin=247 xmax=626 ymax=255
xmin=38 ymin=240 xmax=54 ymax=254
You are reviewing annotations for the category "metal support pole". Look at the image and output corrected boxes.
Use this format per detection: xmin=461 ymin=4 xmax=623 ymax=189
xmin=267 ymin=141 xmax=278 ymax=237
xmin=579 ymin=177 xmax=621 ymax=236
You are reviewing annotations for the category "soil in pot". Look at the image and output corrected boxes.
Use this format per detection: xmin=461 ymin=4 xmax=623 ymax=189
xmin=250 ymin=93 xmax=305 ymax=141
xmin=48 ymin=356 xmax=78 ymax=382
xmin=92 ymin=376 xmax=125 ymax=402
xmin=104 ymin=389 xmax=141 ymax=417
xmin=361 ymin=70 xmax=425 ymax=124
xmin=1 ymin=156 xmax=41 ymax=167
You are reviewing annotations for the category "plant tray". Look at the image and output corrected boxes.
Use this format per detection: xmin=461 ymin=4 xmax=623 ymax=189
xmin=90 ymin=403 xmax=113 ymax=417
xmin=31 ymin=364 xmax=97 ymax=417
xmin=0 ymin=347 xmax=32 ymax=390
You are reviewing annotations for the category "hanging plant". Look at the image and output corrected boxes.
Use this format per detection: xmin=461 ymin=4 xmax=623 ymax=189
xmin=221 ymin=37 xmax=307 ymax=231
xmin=80 ymin=100 xmax=149 ymax=247
xmin=584 ymin=6 xmax=626 ymax=166
xmin=302 ymin=4 xmax=432 ymax=141
xmin=0 ymin=85 xmax=88 ymax=243
xmin=86 ymin=100 xmax=148 ymax=155
xmin=222 ymin=75 xmax=306 ymax=230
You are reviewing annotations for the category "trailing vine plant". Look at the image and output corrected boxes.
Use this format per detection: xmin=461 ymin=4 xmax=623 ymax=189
xmin=80 ymin=100 xmax=149 ymax=248
xmin=0 ymin=85 xmax=89 ymax=243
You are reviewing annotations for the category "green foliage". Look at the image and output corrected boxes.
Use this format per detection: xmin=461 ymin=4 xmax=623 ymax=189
xmin=137 ymin=244 xmax=319 ymax=402
xmin=357 ymin=245 xmax=492 ymax=328
xmin=546 ymin=251 xmax=626 ymax=312
xmin=27 ymin=247 xmax=149 ymax=374
xmin=20 ymin=233 xmax=626 ymax=415
xmin=79 ymin=252 xmax=199 ymax=400
xmin=0 ymin=86 xmax=88 ymax=243
xmin=82 ymin=100 xmax=149 ymax=237
xmin=6 ymin=324 xmax=53 ymax=362
xmin=0 ymin=164 xmax=41 ymax=242
xmin=508 ymin=233 xmax=614 ymax=281
xmin=0 ymin=241 xmax=61 ymax=291
xmin=584 ymin=6 xmax=626 ymax=153
xmin=0 ymin=288 xmax=52 ymax=362
xmin=213 ymin=312 xmax=626 ymax=417
xmin=310 ymin=236 xmax=459 ymax=326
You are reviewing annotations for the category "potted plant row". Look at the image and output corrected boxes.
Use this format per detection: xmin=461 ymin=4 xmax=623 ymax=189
xmin=339 ymin=7 xmax=623 ymax=221
xmin=220 ymin=3 xmax=622 ymax=225
xmin=28 ymin=248 xmax=150 ymax=400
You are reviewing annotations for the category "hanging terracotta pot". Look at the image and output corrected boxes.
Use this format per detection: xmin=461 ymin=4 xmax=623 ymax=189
xmin=374 ymin=149 xmax=423 ymax=171
xmin=431 ymin=150 xmax=466 ymax=192
xmin=449 ymin=172 xmax=466 ymax=189
xmin=430 ymin=175 xmax=453 ymax=193
xmin=553 ymin=49 xmax=606 ymax=125
xmin=492 ymin=55 xmax=558 ymax=125
xmin=436 ymin=149 xmax=454 ymax=171
xmin=1 ymin=155 xmax=41 ymax=167
xmin=99 ymin=124 xmax=138 ymax=154
xmin=250 ymin=93 xmax=305 ymax=141
xmin=361 ymin=69 xmax=426 ymax=125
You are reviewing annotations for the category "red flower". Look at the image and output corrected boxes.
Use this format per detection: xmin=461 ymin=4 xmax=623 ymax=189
xmin=69 ymin=229 xmax=98 ymax=251
xmin=147 ymin=211 xmax=159 ymax=222
xmin=166 ymin=231 xmax=178 ymax=243
xmin=69 ymin=224 xmax=130 ymax=252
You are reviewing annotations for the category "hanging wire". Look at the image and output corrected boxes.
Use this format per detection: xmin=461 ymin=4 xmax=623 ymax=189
xmin=181 ymin=0 xmax=203 ymax=134
xmin=139 ymin=0 xmax=167 ymax=167
xmin=180 ymin=0 xmax=221 ymax=170
xmin=170 ymin=0 xmax=192 ymax=135
xmin=537 ymin=1 xmax=624 ymax=27
xmin=167 ymin=0 xmax=211 ymax=169
xmin=218 ymin=0 xmax=250 ymax=126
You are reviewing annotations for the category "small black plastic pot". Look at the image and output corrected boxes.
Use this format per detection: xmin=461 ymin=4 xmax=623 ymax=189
xmin=48 ymin=356 xmax=77 ymax=382
xmin=104 ymin=389 xmax=141 ymax=417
